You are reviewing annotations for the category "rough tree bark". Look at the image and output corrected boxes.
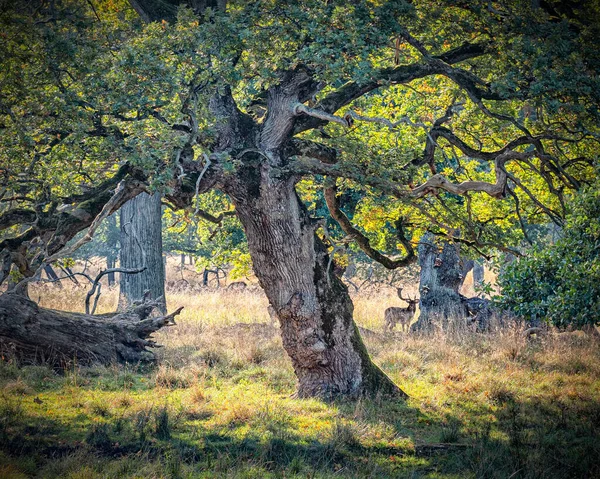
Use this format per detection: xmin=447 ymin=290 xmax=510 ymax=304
xmin=411 ymin=234 xmax=466 ymax=332
xmin=119 ymin=192 xmax=166 ymax=313
xmin=172 ymin=68 xmax=406 ymax=400
xmin=0 ymin=292 xmax=180 ymax=366
xmin=106 ymin=257 xmax=116 ymax=286
xmin=226 ymin=173 xmax=403 ymax=399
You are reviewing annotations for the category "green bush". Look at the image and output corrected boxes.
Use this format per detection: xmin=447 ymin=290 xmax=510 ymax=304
xmin=498 ymin=185 xmax=600 ymax=328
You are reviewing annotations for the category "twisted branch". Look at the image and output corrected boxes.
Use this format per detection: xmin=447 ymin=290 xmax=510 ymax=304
xmin=324 ymin=182 xmax=415 ymax=270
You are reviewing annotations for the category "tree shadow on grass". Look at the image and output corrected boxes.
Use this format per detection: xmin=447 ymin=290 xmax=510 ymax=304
xmin=0 ymin=395 xmax=439 ymax=478
xmin=332 ymin=389 xmax=600 ymax=479
xmin=1 ymin=381 xmax=599 ymax=478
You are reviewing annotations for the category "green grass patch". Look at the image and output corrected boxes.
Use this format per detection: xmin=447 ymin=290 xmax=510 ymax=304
xmin=0 ymin=316 xmax=599 ymax=478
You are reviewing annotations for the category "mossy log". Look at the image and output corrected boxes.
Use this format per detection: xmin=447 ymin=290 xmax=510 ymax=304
xmin=0 ymin=292 xmax=181 ymax=367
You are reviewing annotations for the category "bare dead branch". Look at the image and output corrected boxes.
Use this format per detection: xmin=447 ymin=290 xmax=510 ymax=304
xmin=293 ymin=103 xmax=352 ymax=127
xmin=411 ymin=150 xmax=534 ymax=199
xmin=85 ymin=266 xmax=146 ymax=314
xmin=292 ymin=103 xmax=428 ymax=132
xmin=282 ymin=156 xmax=410 ymax=199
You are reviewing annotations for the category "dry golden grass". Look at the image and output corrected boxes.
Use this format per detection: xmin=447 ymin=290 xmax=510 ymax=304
xmin=4 ymin=273 xmax=599 ymax=478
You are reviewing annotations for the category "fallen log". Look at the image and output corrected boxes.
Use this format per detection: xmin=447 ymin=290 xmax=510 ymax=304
xmin=0 ymin=292 xmax=181 ymax=367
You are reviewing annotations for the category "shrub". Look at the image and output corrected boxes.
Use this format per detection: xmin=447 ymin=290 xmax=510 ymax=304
xmin=498 ymin=185 xmax=600 ymax=328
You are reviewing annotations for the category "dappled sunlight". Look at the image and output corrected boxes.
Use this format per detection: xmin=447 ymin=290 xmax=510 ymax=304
xmin=1 ymin=285 xmax=599 ymax=477
xmin=1 ymin=0 xmax=599 ymax=476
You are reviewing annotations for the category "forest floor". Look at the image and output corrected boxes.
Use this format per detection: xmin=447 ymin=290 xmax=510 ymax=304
xmin=1 ymin=285 xmax=599 ymax=478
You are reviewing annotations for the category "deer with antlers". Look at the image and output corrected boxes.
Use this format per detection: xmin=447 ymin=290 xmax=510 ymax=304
xmin=384 ymin=288 xmax=418 ymax=333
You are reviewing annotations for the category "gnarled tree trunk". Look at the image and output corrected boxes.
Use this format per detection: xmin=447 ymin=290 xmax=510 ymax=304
xmin=175 ymin=69 xmax=408 ymax=400
xmin=412 ymin=236 xmax=494 ymax=332
xmin=412 ymin=234 xmax=466 ymax=332
xmin=0 ymin=292 xmax=180 ymax=366
xmin=225 ymin=165 xmax=404 ymax=400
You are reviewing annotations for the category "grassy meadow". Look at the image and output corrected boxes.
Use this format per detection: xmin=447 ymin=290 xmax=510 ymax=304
xmin=0 ymin=265 xmax=599 ymax=478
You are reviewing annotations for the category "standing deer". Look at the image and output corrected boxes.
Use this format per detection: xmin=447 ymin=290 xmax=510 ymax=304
xmin=384 ymin=288 xmax=418 ymax=333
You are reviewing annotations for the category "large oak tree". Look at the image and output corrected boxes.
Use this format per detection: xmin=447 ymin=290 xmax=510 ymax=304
xmin=0 ymin=0 xmax=598 ymax=398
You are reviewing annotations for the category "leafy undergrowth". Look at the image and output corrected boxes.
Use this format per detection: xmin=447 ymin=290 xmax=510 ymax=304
xmin=1 ymin=289 xmax=599 ymax=478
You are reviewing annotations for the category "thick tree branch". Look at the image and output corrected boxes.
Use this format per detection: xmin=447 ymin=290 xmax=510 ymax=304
xmin=435 ymin=60 xmax=504 ymax=102
xmin=209 ymin=86 xmax=255 ymax=152
xmin=288 ymin=145 xmax=544 ymax=211
xmin=292 ymin=138 xmax=416 ymax=270
xmin=293 ymin=103 xmax=351 ymax=128
xmin=430 ymin=229 xmax=522 ymax=258
xmin=0 ymin=164 xmax=147 ymax=291
xmin=287 ymin=139 xmax=338 ymax=164
xmin=293 ymin=42 xmax=490 ymax=134
xmin=412 ymin=151 xmax=534 ymax=199
xmin=261 ymin=68 xmax=321 ymax=152
xmin=0 ymin=208 xmax=37 ymax=231
xmin=46 ymin=178 xmax=146 ymax=262
xmin=292 ymin=103 xmax=429 ymax=133
xmin=280 ymin=156 xmax=410 ymax=199
xmin=427 ymin=127 xmax=541 ymax=162
xmin=195 ymin=208 xmax=235 ymax=224
xmin=324 ymin=182 xmax=415 ymax=270
xmin=437 ymin=41 xmax=491 ymax=64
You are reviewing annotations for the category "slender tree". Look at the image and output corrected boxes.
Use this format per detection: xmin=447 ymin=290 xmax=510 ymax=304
xmin=105 ymin=213 xmax=119 ymax=286
xmin=119 ymin=192 xmax=166 ymax=312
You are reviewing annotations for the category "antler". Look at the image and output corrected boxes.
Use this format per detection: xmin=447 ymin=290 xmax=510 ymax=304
xmin=397 ymin=288 xmax=418 ymax=303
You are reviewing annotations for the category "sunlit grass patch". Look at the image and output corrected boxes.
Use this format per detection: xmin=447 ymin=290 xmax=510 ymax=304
xmin=1 ymin=285 xmax=599 ymax=478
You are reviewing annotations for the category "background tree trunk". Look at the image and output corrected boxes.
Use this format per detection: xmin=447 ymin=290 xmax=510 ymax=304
xmin=226 ymin=169 xmax=404 ymax=400
xmin=43 ymin=265 xmax=61 ymax=286
xmin=106 ymin=213 xmax=119 ymax=287
xmin=0 ymin=292 xmax=179 ymax=366
xmin=460 ymin=259 xmax=474 ymax=288
xmin=473 ymin=261 xmax=485 ymax=289
xmin=461 ymin=259 xmax=485 ymax=290
xmin=412 ymin=234 xmax=466 ymax=332
xmin=119 ymin=193 xmax=166 ymax=313
xmin=106 ymin=256 xmax=116 ymax=286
